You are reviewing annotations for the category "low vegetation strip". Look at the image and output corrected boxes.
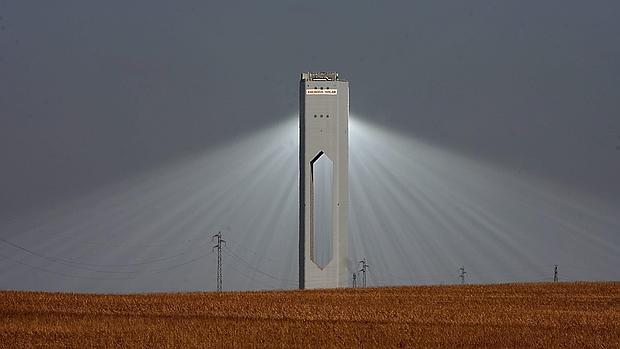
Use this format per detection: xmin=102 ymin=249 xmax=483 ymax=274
xmin=0 ymin=282 xmax=618 ymax=348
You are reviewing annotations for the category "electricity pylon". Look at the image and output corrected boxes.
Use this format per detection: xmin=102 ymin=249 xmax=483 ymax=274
xmin=212 ymin=232 xmax=226 ymax=292
xmin=459 ymin=266 xmax=466 ymax=285
xmin=358 ymin=259 xmax=369 ymax=288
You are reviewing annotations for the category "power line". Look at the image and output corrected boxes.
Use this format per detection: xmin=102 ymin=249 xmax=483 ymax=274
xmin=224 ymin=238 xmax=283 ymax=264
xmin=381 ymin=263 xmax=576 ymax=285
xmin=0 ymin=235 xmax=213 ymax=268
xmin=52 ymin=233 xmax=207 ymax=249
xmin=224 ymin=261 xmax=291 ymax=290
xmin=223 ymin=247 xmax=296 ymax=285
xmin=1 ymin=231 xmax=297 ymax=286
xmin=211 ymin=232 xmax=226 ymax=292
xmin=0 ymin=231 xmax=609 ymax=289
xmin=0 ymin=245 xmax=222 ymax=280
xmin=0 ymin=253 xmax=134 ymax=281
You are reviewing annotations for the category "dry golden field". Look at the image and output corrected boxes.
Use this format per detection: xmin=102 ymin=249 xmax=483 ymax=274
xmin=0 ymin=282 xmax=618 ymax=348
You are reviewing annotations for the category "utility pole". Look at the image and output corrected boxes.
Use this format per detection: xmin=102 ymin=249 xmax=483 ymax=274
xmin=459 ymin=266 xmax=466 ymax=285
xmin=553 ymin=264 xmax=558 ymax=282
xmin=212 ymin=232 xmax=226 ymax=292
xmin=358 ymin=259 xmax=369 ymax=288
xmin=352 ymin=273 xmax=357 ymax=288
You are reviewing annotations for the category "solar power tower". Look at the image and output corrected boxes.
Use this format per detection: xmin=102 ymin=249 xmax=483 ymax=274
xmin=299 ymin=72 xmax=349 ymax=289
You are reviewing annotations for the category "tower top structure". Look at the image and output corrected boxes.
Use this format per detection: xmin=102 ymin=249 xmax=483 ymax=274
xmin=301 ymin=72 xmax=341 ymax=81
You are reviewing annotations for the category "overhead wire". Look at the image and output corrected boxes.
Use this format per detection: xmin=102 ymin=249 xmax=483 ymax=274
xmin=223 ymin=246 xmax=296 ymax=285
xmin=0 ymin=235 xmax=219 ymax=276
xmin=0 ymin=235 xmax=213 ymax=269
xmin=0 ymin=253 xmax=134 ymax=280
xmin=0 ymin=234 xmax=605 ymax=285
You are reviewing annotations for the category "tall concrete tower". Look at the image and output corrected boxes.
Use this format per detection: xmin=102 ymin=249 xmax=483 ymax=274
xmin=299 ymin=72 xmax=349 ymax=289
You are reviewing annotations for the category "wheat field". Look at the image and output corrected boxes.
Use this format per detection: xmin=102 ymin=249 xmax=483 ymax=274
xmin=0 ymin=282 xmax=618 ymax=348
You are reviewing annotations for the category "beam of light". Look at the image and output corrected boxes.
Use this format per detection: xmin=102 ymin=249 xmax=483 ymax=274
xmin=0 ymin=118 xmax=300 ymax=293
xmin=1 ymin=115 xmax=619 ymax=293
xmin=348 ymin=115 xmax=620 ymax=286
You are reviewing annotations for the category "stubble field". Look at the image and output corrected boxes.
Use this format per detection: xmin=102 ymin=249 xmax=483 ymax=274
xmin=0 ymin=282 xmax=618 ymax=348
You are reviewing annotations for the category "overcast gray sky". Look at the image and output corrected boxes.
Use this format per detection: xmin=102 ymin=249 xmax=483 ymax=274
xmin=0 ymin=1 xmax=619 ymax=292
